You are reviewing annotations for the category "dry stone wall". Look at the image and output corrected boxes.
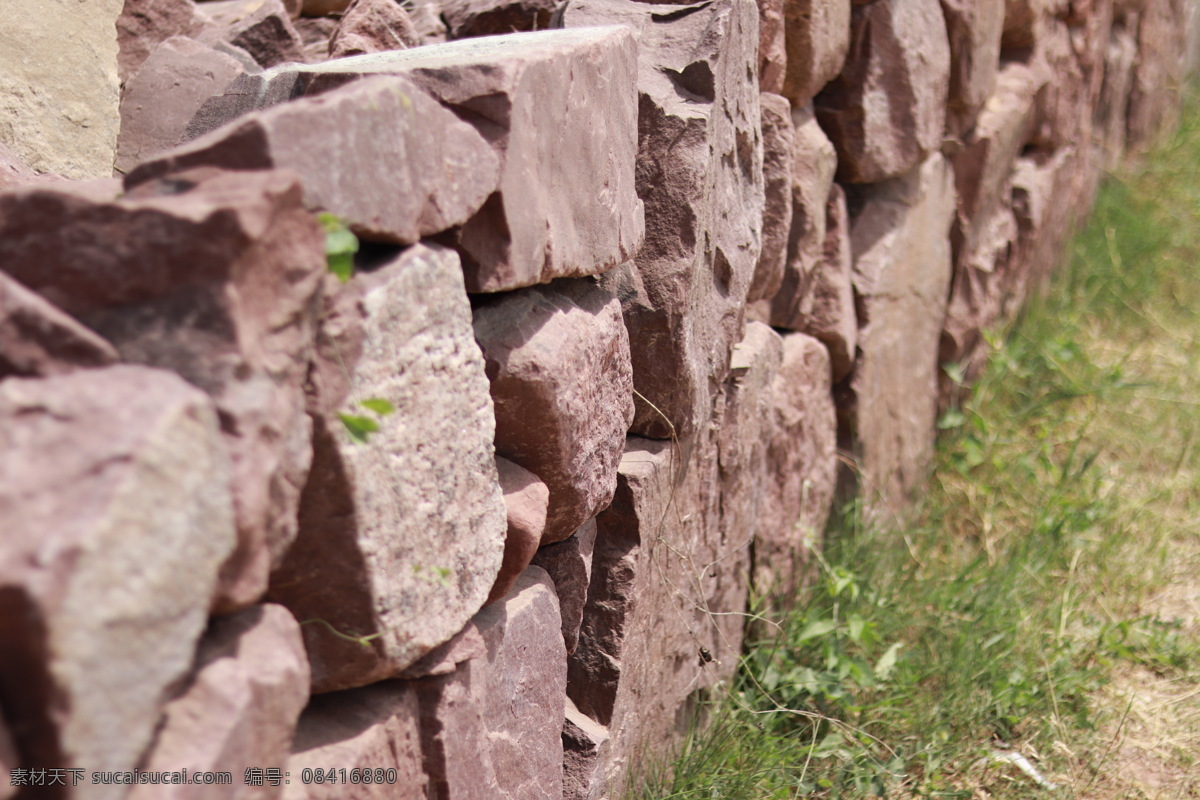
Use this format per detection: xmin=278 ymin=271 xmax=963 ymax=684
xmin=0 ymin=0 xmax=1195 ymax=798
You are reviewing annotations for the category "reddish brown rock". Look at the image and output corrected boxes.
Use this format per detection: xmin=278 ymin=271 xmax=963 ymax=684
xmin=848 ymin=154 xmax=956 ymax=511
xmin=756 ymin=0 xmax=787 ymax=94
xmin=295 ymin=16 xmax=339 ymax=60
xmin=756 ymin=332 xmax=836 ymax=607
xmin=803 ymin=185 xmax=857 ymax=382
xmin=0 ymin=169 xmax=325 ymax=613
xmin=129 ymin=604 xmax=310 ymax=800
xmin=562 ymin=699 xmax=608 ymax=800
xmin=198 ymin=0 xmax=307 ymax=67
xmin=782 ymin=0 xmax=850 ymax=105
xmin=117 ymin=0 xmax=215 ymax=82
xmin=269 ymin=245 xmax=506 ymax=693
xmin=473 ymin=279 xmax=634 ymax=544
xmin=488 ymin=457 xmax=551 ymax=604
xmin=751 ymin=94 xmax=794 ymax=303
xmin=302 ymin=0 xmax=352 ymax=13
xmin=441 ymin=0 xmax=558 ymax=38
xmin=531 ymin=518 xmax=598 ymax=655
xmin=815 ymin=0 xmax=951 ymax=183
xmin=132 ymin=76 xmax=500 ymax=246
xmin=563 ymin=0 xmax=764 ymax=440
xmin=0 ymin=272 xmax=118 ymax=379
xmin=0 ymin=710 xmax=14 ymax=800
xmin=116 ymin=37 xmax=246 ymax=174
xmin=1128 ymin=0 xmax=1188 ymax=150
xmin=285 ymin=684 xmax=429 ymax=800
xmin=941 ymin=0 xmax=1005 ymax=136
xmin=0 ymin=143 xmax=36 ymax=190
xmin=328 ymin=0 xmax=420 ymax=57
xmin=0 ymin=366 xmax=236 ymax=800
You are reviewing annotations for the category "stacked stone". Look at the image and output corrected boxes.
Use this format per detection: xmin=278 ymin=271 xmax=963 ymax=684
xmin=0 ymin=0 xmax=1195 ymax=799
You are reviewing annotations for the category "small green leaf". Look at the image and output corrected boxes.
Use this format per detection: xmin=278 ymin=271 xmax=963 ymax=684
xmin=319 ymin=212 xmax=359 ymax=283
xmin=360 ymin=397 xmax=395 ymax=416
xmin=796 ymin=619 xmax=837 ymax=643
xmin=874 ymin=642 xmax=903 ymax=680
xmin=938 ymin=408 xmax=967 ymax=430
xmin=339 ymin=413 xmax=379 ymax=443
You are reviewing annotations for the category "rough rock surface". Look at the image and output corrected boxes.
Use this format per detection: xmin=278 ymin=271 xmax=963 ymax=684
xmin=441 ymin=0 xmax=559 ymax=38
xmin=488 ymin=457 xmax=551 ymax=604
xmin=130 ymin=76 xmax=500 ymax=246
xmin=0 ymin=366 xmax=236 ymax=800
xmin=815 ymin=0 xmax=951 ymax=183
xmin=562 ymin=699 xmax=609 ymax=800
xmin=849 ymin=154 xmax=957 ymax=511
xmin=117 ymin=0 xmax=216 ymax=82
xmin=473 ymin=279 xmax=634 ymax=544
xmin=268 ymin=244 xmax=506 ymax=693
xmin=941 ymin=0 xmax=1005 ymax=136
xmin=804 ymin=185 xmax=857 ymax=383
xmin=782 ymin=0 xmax=851 ymax=105
xmin=329 ymin=0 xmax=420 ymax=57
xmin=0 ymin=0 xmax=123 ymax=179
xmin=0 ymin=170 xmax=325 ymax=612
xmin=756 ymin=0 xmax=787 ymax=94
xmin=116 ymin=37 xmax=246 ymax=174
xmin=1128 ymin=0 xmax=1189 ymax=150
xmin=0 ymin=143 xmax=37 ymax=190
xmin=563 ymin=0 xmax=764 ymax=440
xmin=0 ymin=272 xmax=119 ymax=380
xmin=531 ymin=519 xmax=598 ymax=655
xmin=752 ymin=94 xmax=794 ymax=302
xmin=129 ymin=604 xmax=311 ymax=800
xmin=285 ymin=684 xmax=429 ymax=800
xmin=199 ymin=0 xmax=307 ymax=67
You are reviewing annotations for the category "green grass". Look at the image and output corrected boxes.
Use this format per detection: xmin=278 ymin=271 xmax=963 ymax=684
xmin=635 ymin=95 xmax=1200 ymax=798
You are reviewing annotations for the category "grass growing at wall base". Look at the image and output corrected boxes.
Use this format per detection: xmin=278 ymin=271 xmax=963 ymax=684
xmin=635 ymin=94 xmax=1200 ymax=798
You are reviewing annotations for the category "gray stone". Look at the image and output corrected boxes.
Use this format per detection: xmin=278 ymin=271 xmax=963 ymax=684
xmin=0 ymin=272 xmax=119 ymax=380
xmin=781 ymin=0 xmax=850 ymax=105
xmin=531 ymin=519 xmax=598 ymax=655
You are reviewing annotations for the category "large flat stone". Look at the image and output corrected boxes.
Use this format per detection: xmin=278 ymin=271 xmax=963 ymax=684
xmin=128 ymin=76 xmax=500 ymax=247
xmin=781 ymin=0 xmax=850 ymax=105
xmin=473 ymin=278 xmax=634 ymax=544
xmin=563 ymin=0 xmax=764 ymax=440
xmin=0 ymin=365 xmax=236 ymax=800
xmin=0 ymin=0 xmax=123 ymax=179
xmin=0 ymin=272 xmax=118 ymax=380
xmin=268 ymin=244 xmax=507 ymax=693
xmin=129 ymin=604 xmax=311 ymax=800
xmin=814 ymin=0 xmax=951 ymax=183
xmin=0 ymin=169 xmax=326 ymax=613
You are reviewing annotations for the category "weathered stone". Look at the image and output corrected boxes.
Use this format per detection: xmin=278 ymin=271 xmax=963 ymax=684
xmin=1128 ymin=0 xmax=1188 ymax=150
xmin=0 ymin=272 xmax=119 ymax=380
xmin=563 ymin=0 xmax=764 ymax=440
xmin=129 ymin=604 xmax=310 ymax=800
xmin=781 ymin=0 xmax=850 ymax=105
xmin=804 ymin=185 xmax=857 ymax=383
xmin=814 ymin=0 xmax=951 ymax=183
xmin=756 ymin=0 xmax=787 ymax=94
xmin=473 ymin=279 xmax=634 ymax=544
xmin=0 ymin=169 xmax=325 ymax=613
xmin=329 ymin=0 xmax=420 ymax=58
xmin=0 ymin=143 xmax=37 ymax=190
xmin=442 ymin=0 xmax=558 ymax=38
xmin=116 ymin=37 xmax=246 ymax=174
xmin=268 ymin=244 xmax=506 ymax=693
xmin=0 ymin=0 xmax=122 ymax=179
xmin=285 ymin=683 xmax=428 ymax=800
xmin=751 ymin=94 xmax=794 ymax=303
xmin=488 ymin=457 xmax=551 ymax=604
xmin=1097 ymin=10 xmax=1139 ymax=167
xmin=417 ymin=567 xmax=566 ymax=800
xmin=562 ymin=698 xmax=608 ymax=800
xmin=848 ymin=154 xmax=956 ymax=511
xmin=199 ymin=0 xmax=308 ymax=67
xmin=531 ymin=518 xmax=598 ymax=655
xmin=941 ymin=0 xmax=1005 ymax=136
xmin=117 ymin=0 xmax=215 ymax=82
xmin=1009 ymin=149 xmax=1075 ymax=292
xmin=395 ymin=622 xmax=487 ymax=680
xmin=295 ymin=16 xmax=340 ymax=60
xmin=0 ymin=366 xmax=236 ymax=800
xmin=132 ymin=76 xmax=500 ymax=246
xmin=755 ymin=332 xmax=836 ymax=607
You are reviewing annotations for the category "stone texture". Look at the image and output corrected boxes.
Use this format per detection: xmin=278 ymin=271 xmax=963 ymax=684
xmin=941 ymin=0 xmax=1005 ymax=136
xmin=814 ymin=0 xmax=951 ymax=183
xmin=562 ymin=699 xmax=609 ymax=800
xmin=473 ymin=279 xmax=634 ymax=544
xmin=781 ymin=0 xmax=850 ymax=105
xmin=0 ymin=169 xmax=326 ymax=613
xmin=751 ymin=93 xmax=794 ymax=303
xmin=133 ymin=76 xmax=500 ymax=246
xmin=0 ymin=143 xmax=37 ymax=190
xmin=199 ymin=0 xmax=308 ymax=67
xmin=329 ymin=0 xmax=420 ymax=58
xmin=441 ymin=0 xmax=559 ymax=38
xmin=1097 ymin=10 xmax=1139 ymax=167
xmin=285 ymin=683 xmax=429 ymax=800
xmin=756 ymin=0 xmax=787 ymax=94
xmin=803 ymin=184 xmax=857 ymax=383
xmin=488 ymin=457 xmax=551 ymax=604
xmin=116 ymin=37 xmax=246 ymax=174
xmin=563 ymin=0 xmax=764 ymax=440
xmin=268 ymin=244 xmax=507 ymax=693
xmin=531 ymin=518 xmax=598 ymax=655
xmin=0 ymin=272 xmax=119 ymax=380
xmin=0 ymin=0 xmax=123 ymax=179
xmin=0 ymin=365 xmax=236 ymax=800
xmin=848 ymin=154 xmax=956 ymax=511
xmin=1128 ymin=0 xmax=1188 ymax=150
xmin=117 ymin=0 xmax=215 ymax=82
xmin=755 ymin=332 xmax=836 ymax=607
xmin=129 ymin=604 xmax=311 ymax=800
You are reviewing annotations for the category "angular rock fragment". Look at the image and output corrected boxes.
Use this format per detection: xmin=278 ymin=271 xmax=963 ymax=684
xmin=756 ymin=0 xmax=787 ymax=94
xmin=117 ymin=0 xmax=216 ymax=81
xmin=0 ymin=272 xmax=119 ymax=380
xmin=488 ymin=457 xmax=551 ymax=604
xmin=562 ymin=698 xmax=608 ymax=800
xmin=531 ymin=519 xmax=598 ymax=654
xmin=0 ymin=169 xmax=325 ymax=613
xmin=940 ymin=0 xmax=1005 ymax=136
xmin=781 ymin=0 xmax=850 ymax=105
xmin=129 ymin=604 xmax=311 ymax=800
xmin=268 ymin=244 xmax=506 ymax=693
xmin=328 ymin=0 xmax=420 ymax=58
xmin=441 ymin=0 xmax=559 ymax=39
xmin=0 ymin=366 xmax=236 ymax=800
xmin=751 ymin=94 xmax=794 ymax=302
xmin=130 ymin=76 xmax=500 ymax=246
xmin=199 ymin=0 xmax=307 ymax=67
xmin=815 ymin=0 xmax=951 ymax=183
xmin=473 ymin=278 xmax=634 ymax=544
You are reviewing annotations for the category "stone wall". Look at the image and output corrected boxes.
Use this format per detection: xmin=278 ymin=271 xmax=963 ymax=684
xmin=0 ymin=0 xmax=1194 ymax=798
